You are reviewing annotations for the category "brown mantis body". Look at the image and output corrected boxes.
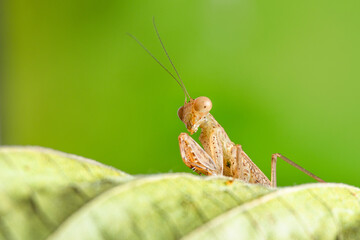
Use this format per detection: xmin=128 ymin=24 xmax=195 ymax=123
xmin=130 ymin=18 xmax=325 ymax=188
xmin=177 ymin=97 xmax=325 ymax=187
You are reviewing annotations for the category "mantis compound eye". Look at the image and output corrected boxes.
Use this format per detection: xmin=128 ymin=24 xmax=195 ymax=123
xmin=194 ymin=96 xmax=212 ymax=113
xmin=177 ymin=106 xmax=184 ymax=120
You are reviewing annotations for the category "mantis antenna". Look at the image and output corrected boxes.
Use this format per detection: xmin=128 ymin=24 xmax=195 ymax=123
xmin=152 ymin=17 xmax=191 ymax=102
xmin=128 ymin=18 xmax=191 ymax=102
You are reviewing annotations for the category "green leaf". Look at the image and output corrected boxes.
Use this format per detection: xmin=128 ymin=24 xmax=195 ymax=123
xmin=0 ymin=147 xmax=359 ymax=240
xmin=0 ymin=147 xmax=131 ymax=240
xmin=182 ymin=184 xmax=360 ymax=240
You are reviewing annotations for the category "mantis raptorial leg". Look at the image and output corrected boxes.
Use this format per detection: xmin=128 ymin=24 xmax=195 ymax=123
xmin=130 ymin=18 xmax=326 ymax=188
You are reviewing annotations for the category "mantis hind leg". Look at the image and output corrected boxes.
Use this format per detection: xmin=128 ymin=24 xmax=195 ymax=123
xmin=178 ymin=133 xmax=222 ymax=175
xmin=271 ymin=153 xmax=326 ymax=188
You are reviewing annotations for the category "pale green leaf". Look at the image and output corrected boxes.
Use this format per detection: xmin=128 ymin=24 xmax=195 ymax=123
xmin=0 ymin=147 xmax=132 ymax=240
xmin=0 ymin=147 xmax=359 ymax=240
xmin=182 ymin=183 xmax=360 ymax=240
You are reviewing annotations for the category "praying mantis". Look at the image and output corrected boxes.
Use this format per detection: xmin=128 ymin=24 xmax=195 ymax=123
xmin=129 ymin=19 xmax=325 ymax=188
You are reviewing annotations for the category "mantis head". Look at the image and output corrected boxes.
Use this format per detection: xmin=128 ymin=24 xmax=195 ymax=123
xmin=177 ymin=96 xmax=212 ymax=134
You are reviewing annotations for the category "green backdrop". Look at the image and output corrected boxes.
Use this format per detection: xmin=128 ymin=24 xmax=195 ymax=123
xmin=2 ymin=0 xmax=360 ymax=186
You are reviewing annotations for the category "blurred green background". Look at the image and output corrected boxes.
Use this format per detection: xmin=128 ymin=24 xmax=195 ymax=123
xmin=2 ymin=0 xmax=360 ymax=186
